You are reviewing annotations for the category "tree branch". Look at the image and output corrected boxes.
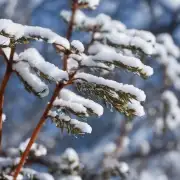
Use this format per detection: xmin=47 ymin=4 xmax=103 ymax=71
xmin=13 ymin=82 xmax=65 ymax=179
xmin=0 ymin=47 xmax=15 ymax=151
xmin=63 ymin=0 xmax=78 ymax=71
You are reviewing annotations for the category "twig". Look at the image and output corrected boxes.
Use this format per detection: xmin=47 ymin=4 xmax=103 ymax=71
xmin=0 ymin=47 xmax=15 ymax=151
xmin=63 ymin=0 xmax=78 ymax=71
xmin=13 ymin=83 xmax=65 ymax=179
xmin=13 ymin=1 xmax=78 ymax=179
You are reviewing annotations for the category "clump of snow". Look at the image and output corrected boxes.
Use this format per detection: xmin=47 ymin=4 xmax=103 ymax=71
xmin=92 ymin=46 xmax=153 ymax=77
xmin=70 ymin=119 xmax=92 ymax=134
xmin=106 ymin=31 xmax=155 ymax=55
xmin=127 ymin=99 xmax=145 ymax=116
xmin=19 ymin=138 xmax=47 ymax=157
xmin=155 ymin=91 xmax=180 ymax=132
xmin=2 ymin=113 xmax=6 ymax=122
xmin=53 ymin=99 xmax=88 ymax=116
xmin=78 ymin=0 xmax=100 ymax=9
xmin=19 ymin=48 xmax=68 ymax=82
xmin=60 ymin=89 xmax=103 ymax=116
xmin=157 ymin=33 xmax=180 ymax=58
xmin=0 ymin=19 xmax=70 ymax=49
xmin=0 ymin=35 xmax=10 ymax=47
xmin=62 ymin=148 xmax=79 ymax=163
xmin=139 ymin=140 xmax=150 ymax=155
xmin=60 ymin=10 xmax=126 ymax=33
xmin=23 ymin=168 xmax=54 ymax=180
xmin=13 ymin=61 xmax=49 ymax=97
xmin=59 ymin=175 xmax=82 ymax=180
xmin=71 ymin=40 xmax=84 ymax=53
xmin=75 ymin=72 xmax=146 ymax=102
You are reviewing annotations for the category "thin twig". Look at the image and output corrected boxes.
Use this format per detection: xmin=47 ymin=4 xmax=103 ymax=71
xmin=0 ymin=47 xmax=15 ymax=151
xmin=63 ymin=0 xmax=78 ymax=71
xmin=13 ymin=1 xmax=78 ymax=179
xmin=13 ymin=83 xmax=65 ymax=179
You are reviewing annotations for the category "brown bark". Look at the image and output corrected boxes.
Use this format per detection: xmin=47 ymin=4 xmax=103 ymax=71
xmin=13 ymin=83 xmax=64 ymax=179
xmin=63 ymin=0 xmax=78 ymax=71
xmin=13 ymin=2 xmax=78 ymax=178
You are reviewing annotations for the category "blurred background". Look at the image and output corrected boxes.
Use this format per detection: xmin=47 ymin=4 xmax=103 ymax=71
xmin=1 ymin=0 xmax=180 ymax=179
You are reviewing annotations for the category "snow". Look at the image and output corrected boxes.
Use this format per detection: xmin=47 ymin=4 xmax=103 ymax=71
xmin=92 ymin=47 xmax=153 ymax=77
xmin=139 ymin=140 xmax=150 ymax=155
xmin=160 ymin=0 xmax=180 ymax=11
xmin=53 ymin=99 xmax=88 ymax=116
xmin=103 ymin=142 xmax=117 ymax=154
xmin=119 ymin=162 xmax=129 ymax=174
xmin=61 ymin=10 xmax=86 ymax=27
xmin=127 ymin=99 xmax=145 ymax=116
xmin=126 ymin=29 xmax=156 ymax=45
xmin=155 ymin=91 xmax=180 ymax=131
xmin=78 ymin=0 xmax=100 ymax=9
xmin=35 ymin=172 xmax=54 ymax=180
xmin=88 ymin=42 xmax=114 ymax=55
xmin=48 ymin=111 xmax=71 ymax=122
xmin=19 ymin=138 xmax=47 ymax=157
xmin=162 ymin=91 xmax=178 ymax=106
xmin=0 ymin=157 xmax=13 ymax=168
xmin=67 ymin=57 xmax=79 ymax=72
xmin=23 ymin=168 xmax=54 ymax=180
xmin=49 ymin=109 xmax=92 ymax=134
xmin=0 ymin=35 xmax=10 ymax=47
xmin=0 ymin=19 xmax=70 ymax=49
xmin=103 ymin=157 xmax=129 ymax=176
xmin=3 ymin=174 xmax=23 ymax=180
xmin=71 ymin=40 xmax=84 ymax=53
xmin=155 ymin=33 xmax=180 ymax=90
xmin=106 ymin=31 xmax=155 ymax=55
xmin=157 ymin=33 xmax=180 ymax=58
xmin=62 ymin=148 xmax=79 ymax=162
xmin=2 ymin=113 xmax=6 ymax=122
xmin=70 ymin=119 xmax=92 ymax=134
xmin=81 ymin=54 xmax=111 ymax=71
xmin=75 ymin=72 xmax=146 ymax=102
xmin=59 ymin=176 xmax=82 ymax=180
xmin=19 ymin=48 xmax=68 ymax=82
xmin=60 ymin=10 xmax=126 ymax=32
xmin=2 ymin=47 xmax=19 ymax=61
xmin=60 ymin=89 xmax=104 ymax=116
xmin=13 ymin=61 xmax=49 ymax=97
